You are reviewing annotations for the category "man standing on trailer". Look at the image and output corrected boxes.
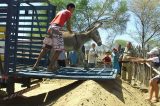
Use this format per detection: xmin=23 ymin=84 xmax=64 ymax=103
xmin=33 ymin=3 xmax=75 ymax=71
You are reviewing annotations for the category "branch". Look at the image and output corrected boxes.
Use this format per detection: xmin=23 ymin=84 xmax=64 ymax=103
xmin=145 ymin=25 xmax=160 ymax=43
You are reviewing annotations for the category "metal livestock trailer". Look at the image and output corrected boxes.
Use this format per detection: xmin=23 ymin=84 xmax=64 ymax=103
xmin=0 ymin=0 xmax=117 ymax=98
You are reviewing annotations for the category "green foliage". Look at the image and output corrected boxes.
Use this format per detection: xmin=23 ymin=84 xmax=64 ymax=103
xmin=129 ymin=0 xmax=160 ymax=49
xmin=147 ymin=39 xmax=160 ymax=48
xmin=101 ymin=0 xmax=129 ymax=33
xmin=49 ymin=0 xmax=77 ymax=10
xmin=114 ymin=39 xmax=127 ymax=48
xmin=49 ymin=0 xmax=129 ymax=32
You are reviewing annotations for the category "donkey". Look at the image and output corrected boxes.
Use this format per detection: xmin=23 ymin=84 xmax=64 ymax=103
xmin=49 ymin=22 xmax=103 ymax=69
xmin=62 ymin=22 xmax=102 ymax=51
xmin=33 ymin=22 xmax=102 ymax=70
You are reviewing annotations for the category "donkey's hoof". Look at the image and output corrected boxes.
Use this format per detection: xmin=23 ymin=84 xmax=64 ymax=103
xmin=47 ymin=67 xmax=58 ymax=72
xmin=32 ymin=67 xmax=39 ymax=71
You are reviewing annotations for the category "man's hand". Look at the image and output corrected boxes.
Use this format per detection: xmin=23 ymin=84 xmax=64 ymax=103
xmin=45 ymin=34 xmax=52 ymax=38
xmin=66 ymin=20 xmax=73 ymax=34
xmin=69 ymin=30 xmax=73 ymax=34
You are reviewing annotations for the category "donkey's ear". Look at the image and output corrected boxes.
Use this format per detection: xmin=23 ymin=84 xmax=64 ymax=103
xmin=84 ymin=21 xmax=103 ymax=35
xmin=85 ymin=21 xmax=103 ymax=31
xmin=90 ymin=21 xmax=103 ymax=31
xmin=94 ymin=21 xmax=103 ymax=28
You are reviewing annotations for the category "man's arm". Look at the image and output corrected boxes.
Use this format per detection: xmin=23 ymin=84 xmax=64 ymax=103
xmin=130 ymin=57 xmax=152 ymax=63
xmin=66 ymin=19 xmax=72 ymax=33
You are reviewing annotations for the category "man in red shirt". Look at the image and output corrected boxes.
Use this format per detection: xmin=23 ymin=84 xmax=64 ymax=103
xmin=33 ymin=3 xmax=75 ymax=71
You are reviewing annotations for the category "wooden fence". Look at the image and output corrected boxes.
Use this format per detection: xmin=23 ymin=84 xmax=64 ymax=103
xmin=131 ymin=61 xmax=160 ymax=89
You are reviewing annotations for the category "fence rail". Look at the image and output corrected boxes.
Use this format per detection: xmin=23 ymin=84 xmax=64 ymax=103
xmin=131 ymin=61 xmax=160 ymax=89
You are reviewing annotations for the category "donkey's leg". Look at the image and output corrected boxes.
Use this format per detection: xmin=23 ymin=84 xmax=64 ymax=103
xmin=33 ymin=47 xmax=49 ymax=70
xmin=47 ymin=50 xmax=61 ymax=71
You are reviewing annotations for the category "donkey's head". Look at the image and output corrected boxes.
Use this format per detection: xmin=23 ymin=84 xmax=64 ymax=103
xmin=85 ymin=21 xmax=102 ymax=46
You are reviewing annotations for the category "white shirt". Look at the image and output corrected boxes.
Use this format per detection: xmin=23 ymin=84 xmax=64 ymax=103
xmin=88 ymin=48 xmax=98 ymax=63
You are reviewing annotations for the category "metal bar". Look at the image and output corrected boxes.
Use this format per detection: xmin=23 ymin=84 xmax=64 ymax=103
xmin=17 ymin=36 xmax=44 ymax=40
xmin=0 ymin=0 xmax=9 ymax=3
xmin=18 ymin=25 xmax=47 ymax=28
xmin=18 ymin=0 xmax=49 ymax=3
xmin=19 ymin=6 xmax=53 ymax=10
xmin=3 ymin=83 xmax=40 ymax=100
xmin=4 ymin=0 xmax=12 ymax=75
xmin=13 ymin=1 xmax=20 ymax=73
xmin=18 ymin=30 xmax=46 ymax=34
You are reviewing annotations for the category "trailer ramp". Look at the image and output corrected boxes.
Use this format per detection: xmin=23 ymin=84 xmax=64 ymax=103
xmin=14 ymin=67 xmax=117 ymax=80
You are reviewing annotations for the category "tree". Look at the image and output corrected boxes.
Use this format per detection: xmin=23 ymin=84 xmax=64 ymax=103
xmin=128 ymin=0 xmax=160 ymax=53
xmin=49 ymin=0 xmax=129 ymax=64
xmin=49 ymin=0 xmax=129 ymax=32
xmin=148 ymin=39 xmax=160 ymax=48
xmin=114 ymin=39 xmax=127 ymax=48
xmin=103 ymin=30 xmax=117 ymax=49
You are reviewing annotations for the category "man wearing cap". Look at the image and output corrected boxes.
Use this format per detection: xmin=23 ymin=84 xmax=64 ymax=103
xmin=146 ymin=47 xmax=160 ymax=68
xmin=143 ymin=47 xmax=160 ymax=102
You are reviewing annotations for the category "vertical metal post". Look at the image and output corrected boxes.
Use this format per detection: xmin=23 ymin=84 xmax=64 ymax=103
xmin=4 ymin=0 xmax=11 ymax=75
xmin=5 ymin=0 xmax=19 ymax=95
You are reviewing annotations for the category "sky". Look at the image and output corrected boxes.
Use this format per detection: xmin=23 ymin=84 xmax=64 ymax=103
xmin=85 ymin=13 xmax=138 ymax=51
xmin=99 ymin=12 xmax=138 ymax=46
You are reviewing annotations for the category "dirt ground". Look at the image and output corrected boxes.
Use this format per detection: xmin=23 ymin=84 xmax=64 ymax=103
xmin=0 ymin=78 xmax=160 ymax=106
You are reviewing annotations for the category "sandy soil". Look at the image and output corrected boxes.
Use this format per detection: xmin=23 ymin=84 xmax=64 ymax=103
xmin=0 ymin=78 xmax=160 ymax=106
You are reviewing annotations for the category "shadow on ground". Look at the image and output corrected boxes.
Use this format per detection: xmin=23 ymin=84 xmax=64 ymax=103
xmin=0 ymin=80 xmax=84 ymax=106
xmin=96 ymin=78 xmax=125 ymax=103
